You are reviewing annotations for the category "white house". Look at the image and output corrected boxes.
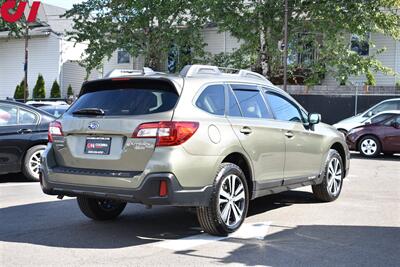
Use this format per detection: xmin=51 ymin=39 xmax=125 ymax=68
xmin=0 ymin=3 xmax=98 ymax=99
xmin=102 ymin=27 xmax=399 ymax=86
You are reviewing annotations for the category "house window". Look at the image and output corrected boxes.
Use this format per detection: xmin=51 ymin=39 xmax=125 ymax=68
xmin=351 ymin=34 xmax=369 ymax=56
xmin=117 ymin=50 xmax=130 ymax=64
xmin=287 ymin=33 xmax=317 ymax=66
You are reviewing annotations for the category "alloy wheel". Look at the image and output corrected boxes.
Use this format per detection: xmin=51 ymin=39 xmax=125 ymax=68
xmin=218 ymin=174 xmax=246 ymax=227
xmin=361 ymin=139 xmax=377 ymax=156
xmin=327 ymin=158 xmax=342 ymax=196
xmin=29 ymin=150 xmax=44 ymax=179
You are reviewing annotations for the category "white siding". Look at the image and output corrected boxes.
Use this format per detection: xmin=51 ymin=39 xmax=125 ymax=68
xmin=102 ymin=51 xmax=145 ymax=77
xmin=323 ymin=33 xmax=398 ymax=86
xmin=0 ymin=34 xmax=61 ymax=99
xmin=202 ymin=28 xmax=242 ymax=55
xmin=61 ymin=61 xmax=100 ymax=97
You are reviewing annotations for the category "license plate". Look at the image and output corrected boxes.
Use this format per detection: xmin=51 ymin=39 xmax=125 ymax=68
xmin=85 ymin=137 xmax=111 ymax=155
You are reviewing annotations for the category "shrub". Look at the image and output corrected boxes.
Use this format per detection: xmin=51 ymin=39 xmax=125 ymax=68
xmin=50 ymin=80 xmax=61 ymax=98
xmin=33 ymin=74 xmax=46 ymax=99
xmin=67 ymin=84 xmax=74 ymax=97
xmin=13 ymin=80 xmax=29 ymax=100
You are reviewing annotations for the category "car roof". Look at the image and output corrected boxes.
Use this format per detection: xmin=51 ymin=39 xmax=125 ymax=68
xmin=380 ymin=98 xmax=400 ymax=102
xmin=0 ymin=100 xmax=57 ymax=118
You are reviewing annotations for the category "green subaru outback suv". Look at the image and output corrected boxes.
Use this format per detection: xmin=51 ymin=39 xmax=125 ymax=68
xmin=40 ymin=65 xmax=350 ymax=236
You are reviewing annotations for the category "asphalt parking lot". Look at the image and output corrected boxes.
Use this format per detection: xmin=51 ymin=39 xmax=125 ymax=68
xmin=1 ymin=153 xmax=399 ymax=267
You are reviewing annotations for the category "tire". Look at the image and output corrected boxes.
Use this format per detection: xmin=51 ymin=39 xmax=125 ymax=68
xmin=358 ymin=135 xmax=381 ymax=158
xmin=196 ymin=163 xmax=249 ymax=236
xmin=22 ymin=145 xmax=46 ymax=182
xmin=77 ymin=197 xmax=127 ymax=220
xmin=312 ymin=149 xmax=344 ymax=202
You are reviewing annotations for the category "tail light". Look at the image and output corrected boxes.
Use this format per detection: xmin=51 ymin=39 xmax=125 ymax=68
xmin=48 ymin=121 xmax=63 ymax=143
xmin=133 ymin=121 xmax=199 ymax=147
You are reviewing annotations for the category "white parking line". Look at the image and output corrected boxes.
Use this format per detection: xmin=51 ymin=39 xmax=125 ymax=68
xmin=154 ymin=221 xmax=271 ymax=251
xmin=0 ymin=183 xmax=37 ymax=188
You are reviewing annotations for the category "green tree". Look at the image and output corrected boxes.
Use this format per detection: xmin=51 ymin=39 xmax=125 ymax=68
xmin=67 ymin=84 xmax=74 ymax=97
xmin=64 ymin=0 xmax=208 ymax=72
xmin=50 ymin=80 xmax=61 ymax=98
xmin=208 ymin=0 xmax=400 ymax=85
xmin=32 ymin=74 xmax=46 ymax=99
xmin=13 ymin=80 xmax=29 ymax=100
xmin=13 ymin=84 xmax=21 ymax=99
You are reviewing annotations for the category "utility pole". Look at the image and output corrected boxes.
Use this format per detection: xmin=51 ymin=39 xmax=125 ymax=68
xmin=283 ymin=0 xmax=289 ymax=92
xmin=24 ymin=23 xmax=29 ymax=102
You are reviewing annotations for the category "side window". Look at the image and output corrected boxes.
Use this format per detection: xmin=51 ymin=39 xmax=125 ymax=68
xmin=371 ymin=114 xmax=393 ymax=124
xmin=19 ymin=109 xmax=38 ymax=125
xmin=266 ymin=93 xmax=303 ymax=123
xmin=233 ymin=89 xmax=272 ymax=119
xmin=365 ymin=101 xmax=398 ymax=117
xmin=196 ymin=85 xmax=225 ymax=116
xmin=0 ymin=104 xmax=18 ymax=126
xmin=227 ymin=88 xmax=242 ymax=117
xmin=384 ymin=115 xmax=400 ymax=126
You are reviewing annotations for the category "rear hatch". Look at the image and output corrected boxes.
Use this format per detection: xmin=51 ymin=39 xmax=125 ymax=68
xmin=51 ymin=78 xmax=180 ymax=172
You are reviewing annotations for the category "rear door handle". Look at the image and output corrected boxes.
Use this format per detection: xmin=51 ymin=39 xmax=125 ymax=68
xmin=17 ymin=129 xmax=33 ymax=134
xmin=285 ymin=131 xmax=294 ymax=138
xmin=240 ymin=127 xmax=252 ymax=135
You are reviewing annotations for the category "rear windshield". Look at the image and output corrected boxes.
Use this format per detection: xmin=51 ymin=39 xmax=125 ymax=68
xmin=68 ymin=89 xmax=179 ymax=116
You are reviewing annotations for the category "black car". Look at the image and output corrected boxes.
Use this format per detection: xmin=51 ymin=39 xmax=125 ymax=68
xmin=0 ymin=100 xmax=55 ymax=181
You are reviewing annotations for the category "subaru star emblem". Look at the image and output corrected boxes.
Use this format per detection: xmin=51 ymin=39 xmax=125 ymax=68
xmin=88 ymin=121 xmax=99 ymax=130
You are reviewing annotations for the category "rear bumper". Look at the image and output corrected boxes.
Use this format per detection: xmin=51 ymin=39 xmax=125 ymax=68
xmin=40 ymin=147 xmax=213 ymax=207
xmin=40 ymin=170 xmax=212 ymax=206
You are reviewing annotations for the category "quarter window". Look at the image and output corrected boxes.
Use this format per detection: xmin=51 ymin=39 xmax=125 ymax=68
xmin=233 ymin=90 xmax=272 ymax=119
xmin=266 ymin=93 xmax=303 ymax=123
xmin=196 ymin=85 xmax=225 ymax=116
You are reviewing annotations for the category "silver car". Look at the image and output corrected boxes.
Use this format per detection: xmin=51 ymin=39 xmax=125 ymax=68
xmin=334 ymin=98 xmax=400 ymax=134
xmin=40 ymin=65 xmax=350 ymax=236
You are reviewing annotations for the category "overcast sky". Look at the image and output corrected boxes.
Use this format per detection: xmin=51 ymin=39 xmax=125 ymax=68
xmin=41 ymin=0 xmax=84 ymax=10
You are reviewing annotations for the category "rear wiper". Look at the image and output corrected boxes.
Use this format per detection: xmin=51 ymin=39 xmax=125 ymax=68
xmin=72 ymin=108 xmax=105 ymax=116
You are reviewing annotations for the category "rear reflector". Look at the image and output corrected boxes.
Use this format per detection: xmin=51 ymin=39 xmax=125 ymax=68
xmin=48 ymin=121 xmax=63 ymax=143
xmin=133 ymin=121 xmax=199 ymax=147
xmin=159 ymin=180 xmax=168 ymax=197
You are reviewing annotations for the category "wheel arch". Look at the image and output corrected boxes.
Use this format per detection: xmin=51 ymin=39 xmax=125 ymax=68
xmin=330 ymin=142 xmax=347 ymax=173
xmin=221 ymin=152 xmax=254 ymax=199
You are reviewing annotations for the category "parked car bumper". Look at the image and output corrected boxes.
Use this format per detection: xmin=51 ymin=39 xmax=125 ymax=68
xmin=39 ymin=147 xmax=213 ymax=207
xmin=346 ymin=135 xmax=358 ymax=151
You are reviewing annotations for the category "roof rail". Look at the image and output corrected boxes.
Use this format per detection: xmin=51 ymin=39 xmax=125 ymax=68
xmin=180 ymin=64 xmax=271 ymax=84
xmin=105 ymin=67 xmax=160 ymax=78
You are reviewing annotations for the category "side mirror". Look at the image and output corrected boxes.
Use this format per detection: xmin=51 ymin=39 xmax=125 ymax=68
xmin=309 ymin=113 xmax=321 ymax=125
xmin=392 ymin=122 xmax=400 ymax=129
xmin=364 ymin=120 xmax=371 ymax=125
xmin=367 ymin=111 xmax=373 ymax=117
